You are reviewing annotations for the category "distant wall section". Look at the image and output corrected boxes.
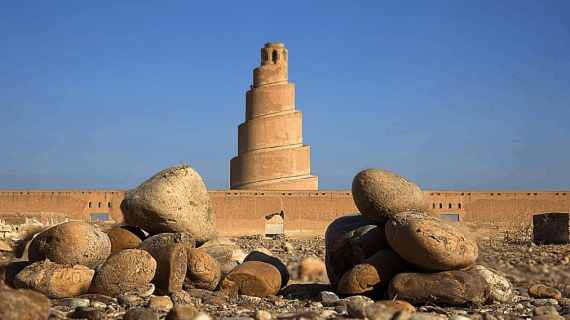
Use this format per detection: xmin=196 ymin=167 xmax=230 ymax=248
xmin=424 ymin=191 xmax=570 ymax=222
xmin=1 ymin=189 xmax=570 ymax=238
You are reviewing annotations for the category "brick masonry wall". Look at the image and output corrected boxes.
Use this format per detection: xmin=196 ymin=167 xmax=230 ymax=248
xmin=1 ymin=189 xmax=569 ymax=238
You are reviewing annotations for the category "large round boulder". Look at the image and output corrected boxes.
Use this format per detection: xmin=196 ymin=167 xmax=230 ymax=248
xmin=120 ymin=165 xmax=217 ymax=243
xmin=351 ymin=169 xmax=426 ymax=225
xmin=325 ymin=214 xmax=391 ymax=290
xmin=219 ymin=261 xmax=281 ymax=297
xmin=94 ymin=249 xmax=157 ymax=297
xmin=388 ymin=269 xmax=490 ymax=306
xmin=14 ymin=259 xmax=94 ymax=298
xmin=28 ymin=221 xmax=111 ymax=269
xmin=385 ymin=211 xmax=478 ymax=271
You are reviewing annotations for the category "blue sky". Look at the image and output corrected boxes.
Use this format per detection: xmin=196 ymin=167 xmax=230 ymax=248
xmin=1 ymin=0 xmax=569 ymax=191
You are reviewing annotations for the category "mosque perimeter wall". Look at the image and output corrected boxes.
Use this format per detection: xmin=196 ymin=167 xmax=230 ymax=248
xmin=1 ymin=189 xmax=569 ymax=238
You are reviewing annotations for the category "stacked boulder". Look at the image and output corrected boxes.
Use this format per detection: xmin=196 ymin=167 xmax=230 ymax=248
xmin=326 ymin=168 xmax=513 ymax=306
xmin=1 ymin=164 xmax=289 ymax=318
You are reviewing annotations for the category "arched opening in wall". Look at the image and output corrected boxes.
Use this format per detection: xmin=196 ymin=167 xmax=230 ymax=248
xmin=432 ymin=203 xmax=435 ymax=209
xmin=272 ymin=50 xmax=278 ymax=63
xmin=98 ymin=202 xmax=102 ymax=208
xmin=262 ymin=50 xmax=269 ymax=63
xmin=448 ymin=203 xmax=452 ymax=209
xmin=439 ymin=203 xmax=442 ymax=209
xmin=108 ymin=202 xmax=112 ymax=208
xmin=89 ymin=202 xmax=92 ymax=208
xmin=265 ymin=210 xmax=284 ymax=237
xmin=458 ymin=203 xmax=462 ymax=209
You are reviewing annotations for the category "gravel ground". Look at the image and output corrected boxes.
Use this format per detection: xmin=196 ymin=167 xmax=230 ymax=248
xmin=2 ymin=228 xmax=570 ymax=320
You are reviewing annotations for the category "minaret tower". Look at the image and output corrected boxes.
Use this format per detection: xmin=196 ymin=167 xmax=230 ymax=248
xmin=230 ymin=43 xmax=318 ymax=190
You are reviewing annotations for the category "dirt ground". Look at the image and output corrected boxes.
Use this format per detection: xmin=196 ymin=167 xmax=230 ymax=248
xmin=1 ymin=221 xmax=570 ymax=319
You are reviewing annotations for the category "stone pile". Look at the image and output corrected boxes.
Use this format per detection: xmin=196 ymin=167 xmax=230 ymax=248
xmin=1 ymin=165 xmax=567 ymax=320
xmin=0 ymin=165 xmax=294 ymax=318
xmin=325 ymin=168 xmax=513 ymax=307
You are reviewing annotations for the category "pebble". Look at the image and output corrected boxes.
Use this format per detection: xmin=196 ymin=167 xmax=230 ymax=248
xmin=253 ymin=310 xmax=272 ymax=320
xmin=117 ymin=294 xmax=146 ymax=308
xmin=147 ymin=295 xmax=174 ymax=313
xmin=317 ymin=291 xmax=339 ymax=303
xmin=298 ymin=257 xmax=326 ymax=282
xmin=70 ymin=306 xmax=102 ymax=320
xmin=170 ymin=290 xmax=193 ymax=305
xmin=533 ymin=299 xmax=560 ymax=307
xmin=529 ymin=284 xmax=562 ymax=300
xmin=123 ymin=307 xmax=159 ymax=320
xmin=374 ymin=300 xmax=416 ymax=313
xmin=277 ymin=311 xmax=321 ymax=320
xmin=59 ymin=298 xmax=90 ymax=309
xmin=0 ymin=240 xmax=12 ymax=252
xmin=534 ymin=306 xmax=559 ymax=316
xmin=166 ymin=304 xmax=199 ymax=320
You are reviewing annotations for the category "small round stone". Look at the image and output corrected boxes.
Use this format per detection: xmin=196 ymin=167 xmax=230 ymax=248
xmin=123 ymin=308 xmax=159 ymax=320
xmin=147 ymin=295 xmax=173 ymax=313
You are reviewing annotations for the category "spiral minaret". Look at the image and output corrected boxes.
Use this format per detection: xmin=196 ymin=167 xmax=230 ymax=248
xmin=230 ymin=43 xmax=318 ymax=190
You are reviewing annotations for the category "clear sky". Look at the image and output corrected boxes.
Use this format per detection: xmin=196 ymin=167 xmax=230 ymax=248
xmin=1 ymin=0 xmax=569 ymax=191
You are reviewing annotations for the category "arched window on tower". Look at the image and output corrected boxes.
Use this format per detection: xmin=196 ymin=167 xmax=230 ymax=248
xmin=458 ymin=203 xmax=462 ymax=209
xmin=272 ymin=50 xmax=278 ymax=63
xmin=448 ymin=203 xmax=452 ymax=209
xmin=89 ymin=202 xmax=92 ymax=208
xmin=98 ymin=202 xmax=102 ymax=208
xmin=262 ymin=50 xmax=269 ymax=63
xmin=432 ymin=203 xmax=435 ymax=209
xmin=439 ymin=203 xmax=442 ymax=209
xmin=283 ymin=50 xmax=287 ymax=62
